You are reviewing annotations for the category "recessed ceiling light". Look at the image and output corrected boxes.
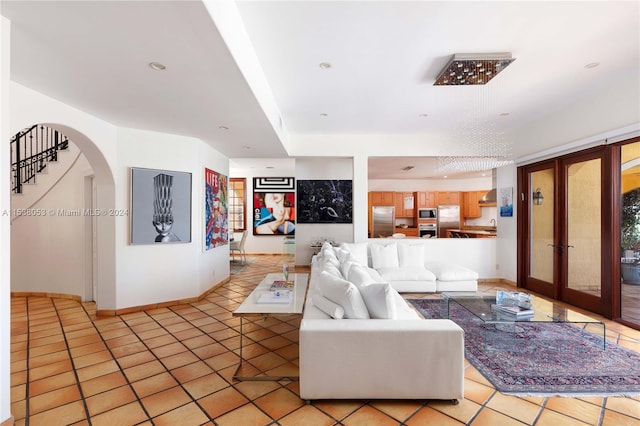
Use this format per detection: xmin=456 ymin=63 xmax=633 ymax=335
xmin=499 ymin=112 xmax=510 ymax=116
xmin=319 ymin=62 xmax=332 ymax=69
xmin=418 ymin=114 xmax=429 ymax=118
xmin=148 ymin=62 xmax=166 ymax=71
xmin=320 ymin=113 xmax=328 ymax=117
xmin=585 ymin=62 xmax=600 ymax=69
xmin=242 ymin=145 xmax=252 ymax=150
xmin=402 ymin=166 xmax=415 ymax=171
xmin=218 ymin=125 xmax=229 ymax=130
xmin=266 ymin=166 xmax=275 ymax=169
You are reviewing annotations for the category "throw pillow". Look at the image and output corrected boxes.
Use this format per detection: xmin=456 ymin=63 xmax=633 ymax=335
xmin=319 ymin=271 xmax=370 ymax=319
xmin=340 ymin=258 xmax=361 ymax=279
xmin=313 ymin=294 xmax=345 ymax=319
xmin=340 ymin=242 xmax=369 ymax=266
xmin=346 ymin=264 xmax=377 ymax=288
xmin=370 ymin=243 xmax=400 ymax=269
xmin=359 ymin=283 xmax=397 ymax=319
xmin=397 ymin=243 xmax=425 ymax=268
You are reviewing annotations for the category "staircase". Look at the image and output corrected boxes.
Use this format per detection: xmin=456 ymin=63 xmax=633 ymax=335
xmin=11 ymin=125 xmax=70 ymax=194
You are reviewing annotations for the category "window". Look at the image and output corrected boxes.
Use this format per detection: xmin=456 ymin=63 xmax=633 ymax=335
xmin=229 ymin=178 xmax=246 ymax=232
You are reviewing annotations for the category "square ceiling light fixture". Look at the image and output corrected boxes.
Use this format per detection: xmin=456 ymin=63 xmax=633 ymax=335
xmin=434 ymin=53 xmax=515 ymax=86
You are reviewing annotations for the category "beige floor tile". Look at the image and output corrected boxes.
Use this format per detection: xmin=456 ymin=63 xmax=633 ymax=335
xmin=89 ymin=401 xmax=149 ymax=426
xmin=313 ymin=400 xmax=366 ymax=422
xmin=254 ymin=387 xmax=304 ymax=420
xmin=141 ymin=386 xmax=192 ymax=418
xmin=606 ymin=396 xmax=640 ymax=419
xmin=85 ymin=385 xmax=136 ymax=416
xmin=182 ymin=372 xmax=229 ymax=399
xmin=463 ymin=378 xmax=495 ymax=405
xmin=428 ymin=398 xmax=482 ymax=424
xmin=151 ymin=341 xmax=188 ymax=358
xmin=369 ymin=400 xmax=423 ymax=423
xmin=27 ymin=400 xmax=87 ymax=426
xmin=464 ymin=365 xmax=494 ymax=387
xmin=405 ymin=405 xmax=465 ymax=425
xmin=152 ymin=402 xmax=210 ymax=426
xmin=545 ymin=396 xmax=603 ymax=424
xmin=536 ymin=408 xmax=592 ymax=425
xmin=602 ymin=407 xmax=640 ymax=425
xmin=171 ymin=360 xmax=214 ymax=383
xmin=198 ymin=387 xmax=249 ymax=419
xmin=471 ymin=407 xmax=528 ymax=425
xmin=485 ymin=393 xmax=542 ymax=424
xmin=160 ymin=351 xmax=199 ymax=370
xmin=131 ymin=372 xmax=179 ymax=398
xmin=214 ymin=402 xmax=274 ymax=426
xmin=278 ymin=404 xmax=337 ymax=426
xmin=123 ymin=360 xmax=166 ymax=382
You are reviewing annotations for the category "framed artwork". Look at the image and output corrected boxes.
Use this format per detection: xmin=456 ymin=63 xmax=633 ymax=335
xmin=297 ymin=180 xmax=353 ymax=223
xmin=130 ymin=167 xmax=192 ymax=244
xmin=500 ymin=186 xmax=513 ymax=217
xmin=205 ymin=168 xmax=228 ymax=250
xmin=253 ymin=177 xmax=296 ymax=235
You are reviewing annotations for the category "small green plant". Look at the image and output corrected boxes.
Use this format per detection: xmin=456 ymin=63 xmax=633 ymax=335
xmin=621 ymin=188 xmax=640 ymax=253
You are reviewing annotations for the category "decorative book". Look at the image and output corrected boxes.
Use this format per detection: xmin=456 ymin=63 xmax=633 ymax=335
xmin=270 ymin=280 xmax=294 ymax=291
xmin=492 ymin=303 xmax=534 ymax=318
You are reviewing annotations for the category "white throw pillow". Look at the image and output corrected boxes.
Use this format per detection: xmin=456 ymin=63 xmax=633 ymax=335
xmin=347 ymin=264 xmax=377 ymax=288
xmin=319 ymin=271 xmax=370 ymax=319
xmin=370 ymin=243 xmax=400 ymax=269
xmin=340 ymin=258 xmax=360 ymax=279
xmin=359 ymin=283 xmax=397 ymax=319
xmin=322 ymin=262 xmax=343 ymax=279
xmin=340 ymin=242 xmax=369 ymax=266
xmin=313 ymin=294 xmax=345 ymax=319
xmin=397 ymin=243 xmax=425 ymax=268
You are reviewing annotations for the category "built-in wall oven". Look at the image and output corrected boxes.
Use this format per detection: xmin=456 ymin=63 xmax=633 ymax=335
xmin=418 ymin=223 xmax=437 ymax=238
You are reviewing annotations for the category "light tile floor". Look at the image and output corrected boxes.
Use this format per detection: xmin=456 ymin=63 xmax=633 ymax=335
xmin=10 ymin=255 xmax=640 ymax=425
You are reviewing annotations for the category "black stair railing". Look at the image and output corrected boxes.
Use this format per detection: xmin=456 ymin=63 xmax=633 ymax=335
xmin=10 ymin=125 xmax=69 ymax=194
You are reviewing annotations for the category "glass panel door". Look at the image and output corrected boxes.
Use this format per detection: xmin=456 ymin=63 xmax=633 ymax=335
xmin=566 ymin=158 xmax=602 ymax=297
xmin=621 ymin=142 xmax=640 ymax=327
xmin=530 ymin=168 xmax=555 ymax=285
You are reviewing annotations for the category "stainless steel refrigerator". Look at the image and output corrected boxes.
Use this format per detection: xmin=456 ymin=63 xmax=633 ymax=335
xmin=371 ymin=206 xmax=395 ymax=238
xmin=437 ymin=205 xmax=460 ymax=238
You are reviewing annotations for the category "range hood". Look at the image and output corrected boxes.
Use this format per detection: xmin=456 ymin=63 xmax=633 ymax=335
xmin=479 ymin=169 xmax=497 ymax=204
xmin=479 ymin=188 xmax=497 ymax=204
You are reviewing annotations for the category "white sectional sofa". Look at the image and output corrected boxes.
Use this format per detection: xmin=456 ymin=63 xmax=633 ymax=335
xmin=299 ymin=242 xmax=465 ymax=401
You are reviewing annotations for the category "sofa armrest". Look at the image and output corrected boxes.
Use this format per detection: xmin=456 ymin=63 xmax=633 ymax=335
xmin=299 ymin=319 xmax=464 ymax=400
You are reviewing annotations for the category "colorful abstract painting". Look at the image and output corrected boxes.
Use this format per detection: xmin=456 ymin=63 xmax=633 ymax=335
xmin=205 ymin=168 xmax=228 ymax=250
xmin=253 ymin=177 xmax=296 ymax=235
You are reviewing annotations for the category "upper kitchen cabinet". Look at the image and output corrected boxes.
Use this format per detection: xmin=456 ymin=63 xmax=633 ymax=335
xmin=394 ymin=192 xmax=416 ymax=217
xmin=462 ymin=190 xmax=491 ymax=218
xmin=437 ymin=191 xmax=460 ymax=206
xmin=370 ymin=191 xmax=395 ymax=205
xmin=416 ymin=191 xmax=436 ymax=208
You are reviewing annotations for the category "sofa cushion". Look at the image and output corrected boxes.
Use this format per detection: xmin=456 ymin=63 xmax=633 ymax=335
xmin=346 ymin=264 xmax=378 ymax=288
xmin=340 ymin=258 xmax=361 ymax=278
xmin=319 ymin=271 xmax=370 ymax=319
xmin=397 ymin=243 xmax=425 ymax=268
xmin=322 ymin=262 xmax=343 ymax=279
xmin=312 ymin=293 xmax=345 ymax=319
xmin=425 ymin=261 xmax=479 ymax=281
xmin=377 ymin=266 xmax=436 ymax=282
xmin=340 ymin=242 xmax=369 ymax=266
xmin=359 ymin=283 xmax=397 ymax=319
xmin=370 ymin=243 xmax=400 ymax=269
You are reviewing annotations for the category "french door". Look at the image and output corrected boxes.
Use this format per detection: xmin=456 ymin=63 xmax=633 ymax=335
xmin=519 ymin=147 xmax=611 ymax=316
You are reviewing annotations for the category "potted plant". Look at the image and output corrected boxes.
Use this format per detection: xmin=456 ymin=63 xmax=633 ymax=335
xmin=621 ymin=188 xmax=640 ymax=284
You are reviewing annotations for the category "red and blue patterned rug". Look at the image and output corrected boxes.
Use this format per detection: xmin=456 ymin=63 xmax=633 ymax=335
xmin=408 ymin=298 xmax=640 ymax=396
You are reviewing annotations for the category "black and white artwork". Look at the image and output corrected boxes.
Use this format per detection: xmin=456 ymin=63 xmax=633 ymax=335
xmin=131 ymin=167 xmax=192 ymax=244
xmin=297 ymin=180 xmax=353 ymax=223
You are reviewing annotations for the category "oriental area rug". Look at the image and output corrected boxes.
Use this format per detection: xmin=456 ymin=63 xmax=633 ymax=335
xmin=408 ymin=298 xmax=640 ymax=396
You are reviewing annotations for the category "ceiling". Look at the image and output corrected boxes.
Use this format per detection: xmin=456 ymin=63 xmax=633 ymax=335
xmin=2 ymin=1 xmax=639 ymax=178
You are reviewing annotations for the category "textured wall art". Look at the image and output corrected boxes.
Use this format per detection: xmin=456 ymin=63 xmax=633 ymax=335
xmin=131 ymin=167 xmax=192 ymax=244
xmin=205 ymin=168 xmax=228 ymax=250
xmin=253 ymin=177 xmax=296 ymax=235
xmin=296 ymin=180 xmax=353 ymax=223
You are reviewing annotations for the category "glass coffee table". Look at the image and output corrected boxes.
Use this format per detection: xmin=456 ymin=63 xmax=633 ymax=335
xmin=441 ymin=292 xmax=606 ymax=350
xmin=233 ymin=272 xmax=309 ymax=381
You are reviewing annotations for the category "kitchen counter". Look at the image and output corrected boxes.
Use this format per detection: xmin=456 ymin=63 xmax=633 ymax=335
xmin=447 ymin=229 xmax=497 ymax=238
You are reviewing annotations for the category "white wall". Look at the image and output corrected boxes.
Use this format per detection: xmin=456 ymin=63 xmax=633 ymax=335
xmin=495 ymin=164 xmax=518 ymax=282
xmin=0 ymin=15 xmax=12 ymax=426
xmin=116 ymin=128 xmax=230 ymax=308
xmin=295 ymin=158 xmax=355 ymax=264
xmin=11 ymin=146 xmax=94 ymax=300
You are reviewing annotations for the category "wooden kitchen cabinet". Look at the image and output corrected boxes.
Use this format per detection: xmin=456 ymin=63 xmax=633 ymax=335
xmin=416 ymin=191 xmax=436 ymax=208
xmin=437 ymin=191 xmax=460 ymax=206
xmin=394 ymin=227 xmax=419 ymax=237
xmin=394 ymin=192 xmax=416 ymax=217
xmin=370 ymin=191 xmax=395 ymax=205
xmin=463 ymin=191 xmax=481 ymax=218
